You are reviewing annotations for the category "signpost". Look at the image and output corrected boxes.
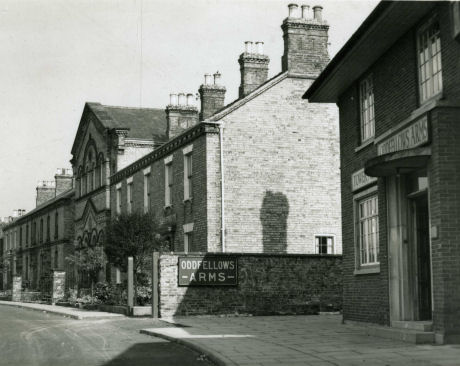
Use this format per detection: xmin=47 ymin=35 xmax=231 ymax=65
xmin=178 ymin=256 xmax=238 ymax=286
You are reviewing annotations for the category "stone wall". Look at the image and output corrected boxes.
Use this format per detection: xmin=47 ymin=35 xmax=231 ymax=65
xmin=158 ymin=253 xmax=342 ymax=317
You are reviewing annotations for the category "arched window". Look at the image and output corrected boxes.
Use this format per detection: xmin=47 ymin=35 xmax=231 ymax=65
xmin=99 ymin=154 xmax=105 ymax=187
xmin=77 ymin=166 xmax=83 ymax=197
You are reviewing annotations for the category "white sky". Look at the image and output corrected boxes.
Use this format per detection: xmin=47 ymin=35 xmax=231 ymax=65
xmin=0 ymin=0 xmax=378 ymax=218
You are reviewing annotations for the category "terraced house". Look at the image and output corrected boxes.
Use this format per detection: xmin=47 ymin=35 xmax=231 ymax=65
xmin=305 ymin=1 xmax=460 ymax=343
xmin=1 ymin=170 xmax=74 ymax=291
xmin=110 ymin=4 xmax=342 ymax=256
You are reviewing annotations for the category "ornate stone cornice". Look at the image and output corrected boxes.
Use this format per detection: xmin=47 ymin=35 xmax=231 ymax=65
xmin=281 ymin=18 xmax=329 ymax=31
xmin=166 ymin=105 xmax=199 ymax=113
xmin=238 ymin=53 xmax=270 ymax=65
xmin=110 ymin=122 xmax=220 ymax=184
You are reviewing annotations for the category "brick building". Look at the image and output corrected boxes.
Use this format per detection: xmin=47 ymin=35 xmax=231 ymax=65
xmin=109 ymin=4 xmax=341 ymax=255
xmin=1 ymin=169 xmax=75 ymax=290
xmin=305 ymin=1 xmax=460 ymax=343
xmin=70 ymin=103 xmax=166 ymax=281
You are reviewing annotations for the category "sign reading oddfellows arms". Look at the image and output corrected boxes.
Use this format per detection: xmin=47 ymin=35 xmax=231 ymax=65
xmin=178 ymin=256 xmax=238 ymax=286
xmin=377 ymin=116 xmax=429 ymax=156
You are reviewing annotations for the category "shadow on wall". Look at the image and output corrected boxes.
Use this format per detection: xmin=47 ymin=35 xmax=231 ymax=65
xmin=260 ymin=191 xmax=289 ymax=253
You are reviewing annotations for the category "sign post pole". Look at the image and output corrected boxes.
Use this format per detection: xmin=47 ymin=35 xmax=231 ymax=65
xmin=127 ymin=257 xmax=133 ymax=314
xmin=152 ymin=252 xmax=159 ymax=318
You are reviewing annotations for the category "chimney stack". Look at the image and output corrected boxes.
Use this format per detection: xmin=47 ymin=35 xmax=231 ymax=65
xmin=281 ymin=3 xmax=329 ymax=77
xmin=199 ymin=72 xmax=226 ymax=121
xmin=238 ymin=41 xmax=270 ymax=98
xmin=55 ymin=168 xmax=73 ymax=196
xmin=36 ymin=180 xmax=55 ymax=207
xmin=166 ymin=91 xmax=199 ymax=139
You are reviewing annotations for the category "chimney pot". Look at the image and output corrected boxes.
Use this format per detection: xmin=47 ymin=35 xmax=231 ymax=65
xmin=186 ymin=93 xmax=194 ymax=106
xmin=178 ymin=93 xmax=186 ymax=105
xmin=301 ymin=5 xmax=310 ymax=19
xmin=288 ymin=3 xmax=298 ymax=17
xmin=170 ymin=93 xmax=178 ymax=105
xmin=213 ymin=71 xmax=222 ymax=85
xmin=244 ymin=41 xmax=253 ymax=53
xmin=313 ymin=5 xmax=322 ymax=21
xmin=255 ymin=41 xmax=264 ymax=55
xmin=204 ymin=73 xmax=212 ymax=85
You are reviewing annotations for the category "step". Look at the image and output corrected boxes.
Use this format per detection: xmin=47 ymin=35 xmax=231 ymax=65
xmin=391 ymin=320 xmax=433 ymax=332
xmin=365 ymin=325 xmax=435 ymax=344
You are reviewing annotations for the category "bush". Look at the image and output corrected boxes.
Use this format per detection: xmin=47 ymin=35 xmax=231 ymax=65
xmin=94 ymin=282 xmax=127 ymax=306
xmin=136 ymin=285 xmax=152 ymax=306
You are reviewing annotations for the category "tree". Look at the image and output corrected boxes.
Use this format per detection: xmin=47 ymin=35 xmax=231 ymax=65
xmin=66 ymin=245 xmax=105 ymax=302
xmin=104 ymin=212 xmax=167 ymax=304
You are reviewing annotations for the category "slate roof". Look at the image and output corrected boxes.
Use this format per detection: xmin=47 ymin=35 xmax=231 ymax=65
xmin=87 ymin=103 xmax=167 ymax=141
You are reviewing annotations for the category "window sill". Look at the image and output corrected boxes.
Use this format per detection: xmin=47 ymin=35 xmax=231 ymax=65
xmin=355 ymin=138 xmax=374 ymax=153
xmin=354 ymin=265 xmax=380 ymax=275
xmin=183 ymin=197 xmax=193 ymax=203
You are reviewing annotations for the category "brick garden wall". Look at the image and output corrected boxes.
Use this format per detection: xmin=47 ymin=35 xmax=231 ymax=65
xmin=158 ymin=253 xmax=342 ymax=317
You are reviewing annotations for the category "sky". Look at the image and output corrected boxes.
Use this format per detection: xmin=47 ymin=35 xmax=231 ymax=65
xmin=0 ymin=0 xmax=379 ymax=218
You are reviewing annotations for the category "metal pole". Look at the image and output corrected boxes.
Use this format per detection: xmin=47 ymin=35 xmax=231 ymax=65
xmin=152 ymin=252 xmax=159 ymax=318
xmin=127 ymin=257 xmax=133 ymax=313
xmin=219 ymin=124 xmax=226 ymax=252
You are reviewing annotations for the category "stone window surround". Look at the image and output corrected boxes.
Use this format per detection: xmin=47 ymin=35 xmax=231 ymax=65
xmin=353 ymin=184 xmax=380 ymax=275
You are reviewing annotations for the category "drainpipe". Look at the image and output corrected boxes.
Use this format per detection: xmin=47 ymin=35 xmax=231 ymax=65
xmin=219 ymin=123 xmax=226 ymax=252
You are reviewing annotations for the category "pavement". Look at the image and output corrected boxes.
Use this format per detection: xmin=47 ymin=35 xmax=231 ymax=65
xmin=141 ymin=315 xmax=460 ymax=366
xmin=0 ymin=300 xmax=125 ymax=320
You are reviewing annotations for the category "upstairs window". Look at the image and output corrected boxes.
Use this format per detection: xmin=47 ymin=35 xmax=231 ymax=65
xmin=183 ymin=145 xmax=193 ymax=201
xmin=46 ymin=215 xmax=50 ymax=242
xmin=19 ymin=227 xmax=23 ymax=248
xmin=183 ymin=223 xmax=194 ymax=253
xmin=116 ymin=183 xmax=122 ymax=215
xmin=39 ymin=219 xmax=43 ymax=244
xmin=359 ymin=75 xmax=375 ymax=143
xmin=417 ymin=18 xmax=442 ymax=103
xmin=143 ymin=167 xmax=151 ymax=213
xmin=26 ymin=224 xmax=29 ymax=246
xmin=164 ymin=155 xmax=173 ymax=207
xmin=127 ymin=177 xmax=133 ymax=214
xmin=54 ymin=211 xmax=59 ymax=239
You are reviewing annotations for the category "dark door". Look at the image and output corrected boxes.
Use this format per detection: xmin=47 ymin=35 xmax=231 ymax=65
xmin=415 ymin=195 xmax=432 ymax=320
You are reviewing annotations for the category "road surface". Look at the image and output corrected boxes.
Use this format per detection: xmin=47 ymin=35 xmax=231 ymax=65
xmin=0 ymin=305 xmax=214 ymax=366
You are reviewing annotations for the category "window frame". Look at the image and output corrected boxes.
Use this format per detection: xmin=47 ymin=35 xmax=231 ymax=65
xmin=143 ymin=167 xmax=151 ymax=213
xmin=359 ymin=74 xmax=375 ymax=144
xmin=353 ymin=185 xmax=380 ymax=275
xmin=183 ymin=145 xmax=193 ymax=201
xmin=417 ymin=15 xmax=443 ymax=105
xmin=314 ymin=235 xmax=334 ymax=254
xmin=116 ymin=183 xmax=122 ymax=215
xmin=164 ymin=155 xmax=173 ymax=208
xmin=183 ymin=223 xmax=194 ymax=253
xmin=127 ymin=177 xmax=133 ymax=214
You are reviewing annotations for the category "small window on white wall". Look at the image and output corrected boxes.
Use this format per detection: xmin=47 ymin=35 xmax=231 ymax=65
xmin=315 ymin=236 xmax=334 ymax=254
xmin=183 ymin=223 xmax=194 ymax=253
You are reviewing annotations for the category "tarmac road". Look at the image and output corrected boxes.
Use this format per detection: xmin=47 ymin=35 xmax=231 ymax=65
xmin=0 ymin=306 xmax=214 ymax=366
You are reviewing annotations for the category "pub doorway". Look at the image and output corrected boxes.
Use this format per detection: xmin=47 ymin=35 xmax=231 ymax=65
xmin=387 ymin=170 xmax=432 ymax=322
xmin=408 ymin=180 xmax=431 ymax=321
